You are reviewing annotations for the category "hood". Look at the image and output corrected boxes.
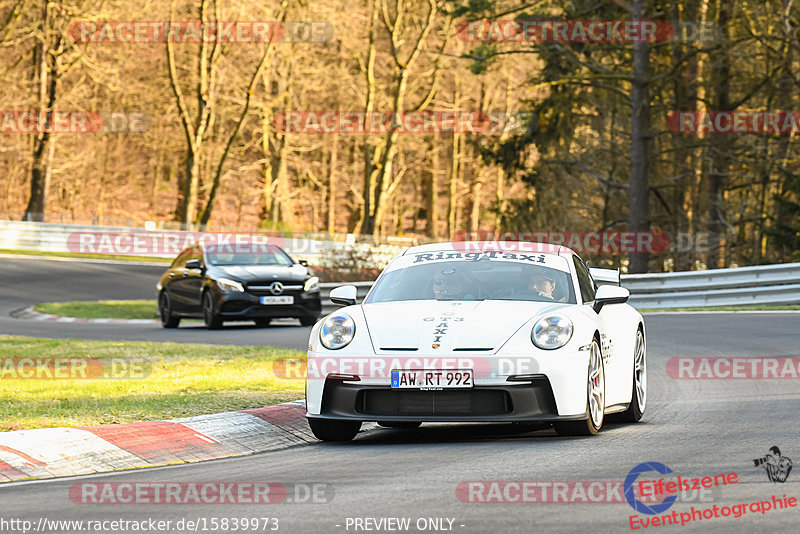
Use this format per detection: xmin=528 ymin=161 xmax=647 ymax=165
xmin=361 ymin=300 xmax=569 ymax=353
xmin=211 ymin=264 xmax=310 ymax=283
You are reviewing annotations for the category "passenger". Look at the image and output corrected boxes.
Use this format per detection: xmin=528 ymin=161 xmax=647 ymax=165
xmin=527 ymin=270 xmax=556 ymax=300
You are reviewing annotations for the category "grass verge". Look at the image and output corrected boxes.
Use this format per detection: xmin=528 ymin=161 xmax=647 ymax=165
xmin=0 ymin=248 xmax=168 ymax=264
xmin=34 ymin=300 xmax=159 ymax=320
xmin=639 ymin=305 xmax=800 ymax=312
xmin=0 ymin=335 xmax=305 ymax=431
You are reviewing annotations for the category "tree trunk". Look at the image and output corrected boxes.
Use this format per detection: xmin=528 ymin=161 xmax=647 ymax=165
xmin=328 ymin=140 xmax=338 ymax=234
xmin=769 ymin=0 xmax=795 ymax=260
xmin=670 ymin=0 xmax=699 ymax=271
xmin=447 ymin=89 xmax=461 ymax=240
xmin=270 ymin=132 xmax=290 ymax=224
xmin=469 ymin=168 xmax=483 ymax=234
xmin=705 ymin=0 xmax=732 ymax=268
xmin=358 ymin=0 xmax=379 ymax=235
xmin=627 ymin=0 xmax=652 ymax=273
xmin=494 ymin=167 xmax=505 ymax=233
xmin=426 ymin=136 xmax=439 ymax=237
xmin=348 ymin=139 xmax=364 ymax=234
xmin=24 ymin=0 xmax=60 ymax=222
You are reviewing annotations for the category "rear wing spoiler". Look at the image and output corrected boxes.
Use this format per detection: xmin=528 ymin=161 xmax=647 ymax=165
xmin=589 ymin=267 xmax=620 ymax=287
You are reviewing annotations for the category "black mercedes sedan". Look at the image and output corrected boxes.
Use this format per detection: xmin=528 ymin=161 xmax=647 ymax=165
xmin=156 ymin=243 xmax=322 ymax=329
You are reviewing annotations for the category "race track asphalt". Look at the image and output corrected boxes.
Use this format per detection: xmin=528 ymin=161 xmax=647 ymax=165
xmin=1 ymin=255 xmax=799 ymax=533
xmin=0 ymin=256 xmax=312 ymax=351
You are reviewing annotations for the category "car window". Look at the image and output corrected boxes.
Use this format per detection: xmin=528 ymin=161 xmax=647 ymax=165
xmin=365 ymin=260 xmax=576 ymax=304
xmin=204 ymin=245 xmax=294 ymax=266
xmin=573 ymin=255 xmax=596 ymax=303
xmin=171 ymin=249 xmax=192 ymax=268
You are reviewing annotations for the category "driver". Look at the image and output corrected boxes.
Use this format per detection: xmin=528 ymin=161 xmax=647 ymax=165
xmin=527 ymin=270 xmax=556 ymax=300
xmin=433 ymin=269 xmax=469 ymax=300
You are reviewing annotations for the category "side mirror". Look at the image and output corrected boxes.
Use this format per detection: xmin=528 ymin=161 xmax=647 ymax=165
xmin=593 ymin=285 xmax=630 ymax=313
xmin=329 ymin=285 xmax=357 ymax=307
xmin=298 ymin=259 xmax=309 ymax=266
xmin=185 ymin=259 xmax=202 ymax=270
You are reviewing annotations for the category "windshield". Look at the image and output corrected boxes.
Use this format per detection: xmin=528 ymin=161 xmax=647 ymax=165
xmin=365 ymin=259 xmax=575 ymax=304
xmin=204 ymin=245 xmax=295 ymax=266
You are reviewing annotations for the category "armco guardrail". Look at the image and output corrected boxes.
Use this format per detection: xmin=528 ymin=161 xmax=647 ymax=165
xmin=3 ymin=220 xmax=798 ymax=310
xmin=622 ymin=263 xmax=800 ymax=309
xmin=620 ymin=263 xmax=800 ymax=292
xmin=0 ymin=219 xmax=404 ymax=268
xmin=625 ymin=283 xmax=800 ymax=309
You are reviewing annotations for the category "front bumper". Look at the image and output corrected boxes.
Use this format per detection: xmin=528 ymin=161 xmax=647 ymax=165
xmin=307 ymin=376 xmax=587 ymax=423
xmin=215 ymin=290 xmax=321 ymax=319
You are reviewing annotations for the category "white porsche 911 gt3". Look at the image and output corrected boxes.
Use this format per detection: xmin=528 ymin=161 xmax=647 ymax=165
xmin=305 ymin=241 xmax=646 ymax=441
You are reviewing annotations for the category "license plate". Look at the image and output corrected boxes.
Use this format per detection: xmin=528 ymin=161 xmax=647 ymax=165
xmin=391 ymin=369 xmax=473 ymax=390
xmin=260 ymin=296 xmax=294 ymax=305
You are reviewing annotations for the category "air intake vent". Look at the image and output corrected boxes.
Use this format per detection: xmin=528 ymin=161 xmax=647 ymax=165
xmin=358 ymin=390 xmax=511 ymax=416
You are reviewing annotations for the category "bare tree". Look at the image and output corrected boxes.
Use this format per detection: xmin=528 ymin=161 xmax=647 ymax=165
xmin=360 ymin=0 xmax=440 ymax=237
xmin=197 ymin=2 xmax=287 ymax=226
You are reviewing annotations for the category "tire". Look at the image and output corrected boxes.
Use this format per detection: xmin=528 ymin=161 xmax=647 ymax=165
xmin=299 ymin=316 xmax=317 ymax=327
xmin=554 ymin=338 xmax=605 ymax=436
xmin=159 ymin=292 xmax=180 ymax=328
xmin=377 ymin=421 xmax=422 ymax=429
xmin=253 ymin=318 xmax=271 ymax=327
xmin=202 ymin=291 xmax=223 ymax=330
xmin=616 ymin=327 xmax=646 ymax=423
xmin=308 ymin=418 xmax=361 ymax=442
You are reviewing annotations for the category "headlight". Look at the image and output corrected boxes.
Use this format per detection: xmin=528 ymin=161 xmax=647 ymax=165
xmin=531 ymin=314 xmax=573 ymax=350
xmin=304 ymin=276 xmax=320 ymax=292
xmin=320 ymin=314 xmax=355 ymax=350
xmin=217 ymin=278 xmax=244 ymax=293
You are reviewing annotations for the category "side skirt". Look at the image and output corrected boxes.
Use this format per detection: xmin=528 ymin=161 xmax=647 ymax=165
xmin=604 ymin=403 xmax=630 ymax=415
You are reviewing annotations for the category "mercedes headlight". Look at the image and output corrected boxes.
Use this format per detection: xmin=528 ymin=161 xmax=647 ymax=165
xmin=217 ymin=278 xmax=244 ymax=293
xmin=320 ymin=314 xmax=355 ymax=350
xmin=304 ymin=276 xmax=320 ymax=292
xmin=531 ymin=314 xmax=573 ymax=350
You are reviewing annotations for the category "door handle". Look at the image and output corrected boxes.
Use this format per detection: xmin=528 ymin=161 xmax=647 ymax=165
xmin=169 ymin=272 xmax=175 ymax=278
